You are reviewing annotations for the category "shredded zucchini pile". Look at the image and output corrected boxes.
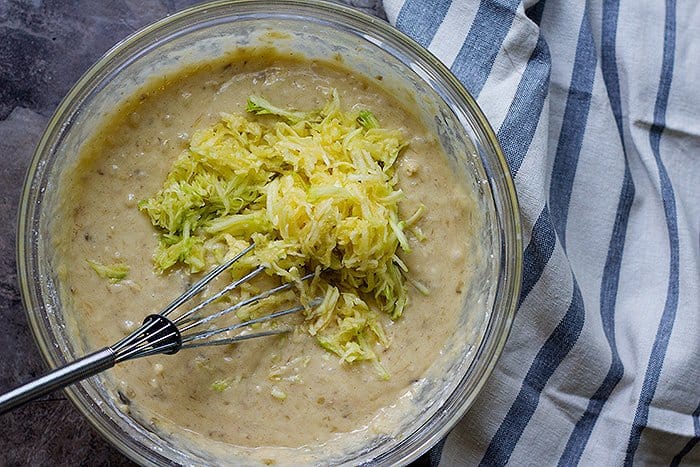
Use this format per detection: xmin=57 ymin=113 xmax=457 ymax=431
xmin=139 ymin=90 xmax=423 ymax=377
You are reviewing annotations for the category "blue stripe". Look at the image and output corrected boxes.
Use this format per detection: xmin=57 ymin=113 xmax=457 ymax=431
xmin=624 ymin=0 xmax=680 ymax=463
xmin=670 ymin=402 xmax=700 ymax=466
xmin=518 ymin=208 xmax=555 ymax=308
xmin=599 ymin=0 xmax=627 ymax=141
xmin=496 ymin=0 xmax=551 ymax=300
xmin=395 ymin=0 xmax=452 ymax=48
xmin=548 ymin=8 xmax=597 ymax=250
xmin=479 ymin=9 xmax=597 ymax=464
xmin=450 ymin=0 xmax=520 ymax=97
xmin=558 ymin=0 xmax=634 ymax=461
xmin=526 ymin=1 xmax=546 ymax=26
xmin=498 ymin=33 xmax=550 ymax=177
xmin=480 ymin=267 xmax=585 ymax=466
xmin=558 ymin=177 xmax=632 ymax=464
xmin=496 ymin=0 xmax=551 ymax=305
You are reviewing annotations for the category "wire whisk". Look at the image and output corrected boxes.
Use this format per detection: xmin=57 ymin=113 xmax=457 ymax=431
xmin=0 ymin=244 xmax=318 ymax=415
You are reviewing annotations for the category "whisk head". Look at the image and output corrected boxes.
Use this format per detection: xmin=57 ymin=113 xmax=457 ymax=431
xmin=109 ymin=244 xmax=318 ymax=363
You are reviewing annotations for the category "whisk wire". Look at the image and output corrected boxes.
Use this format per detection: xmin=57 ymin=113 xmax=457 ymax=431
xmin=109 ymin=245 xmax=256 ymax=354
xmin=173 ymin=265 xmax=265 ymax=326
xmin=161 ymin=244 xmax=256 ymax=318
xmin=182 ymin=298 xmax=322 ymax=346
xmin=180 ymin=328 xmax=291 ymax=350
xmin=0 ymin=244 xmax=321 ymax=415
xmin=178 ymin=271 xmax=316 ymax=333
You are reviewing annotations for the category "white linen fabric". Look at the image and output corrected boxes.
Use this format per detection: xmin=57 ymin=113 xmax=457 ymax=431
xmin=381 ymin=0 xmax=700 ymax=465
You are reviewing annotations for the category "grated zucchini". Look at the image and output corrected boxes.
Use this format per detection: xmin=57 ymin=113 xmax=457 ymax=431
xmin=139 ymin=90 xmax=424 ymax=377
xmin=87 ymin=259 xmax=130 ymax=283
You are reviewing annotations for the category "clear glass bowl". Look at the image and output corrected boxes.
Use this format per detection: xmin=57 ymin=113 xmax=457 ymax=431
xmin=17 ymin=1 xmax=521 ymax=465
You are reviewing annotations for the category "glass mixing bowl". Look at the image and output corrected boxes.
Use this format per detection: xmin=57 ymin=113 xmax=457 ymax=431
xmin=17 ymin=0 xmax=521 ymax=465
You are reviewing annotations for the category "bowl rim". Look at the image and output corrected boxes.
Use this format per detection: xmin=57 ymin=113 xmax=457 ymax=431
xmin=17 ymin=0 xmax=522 ymax=465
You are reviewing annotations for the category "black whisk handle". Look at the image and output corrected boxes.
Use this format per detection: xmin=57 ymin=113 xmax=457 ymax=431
xmin=0 ymin=347 xmax=116 ymax=415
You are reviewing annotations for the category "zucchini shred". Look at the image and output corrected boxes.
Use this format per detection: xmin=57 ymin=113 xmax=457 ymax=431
xmin=138 ymin=90 xmax=425 ymax=378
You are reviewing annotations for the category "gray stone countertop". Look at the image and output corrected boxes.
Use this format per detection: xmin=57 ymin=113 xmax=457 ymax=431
xmin=0 ymin=1 xmax=434 ymax=466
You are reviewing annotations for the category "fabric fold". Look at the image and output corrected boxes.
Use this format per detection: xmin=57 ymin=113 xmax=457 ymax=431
xmin=383 ymin=0 xmax=700 ymax=465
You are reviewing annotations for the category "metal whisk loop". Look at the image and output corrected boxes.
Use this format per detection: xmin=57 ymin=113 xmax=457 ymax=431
xmin=0 ymin=244 xmax=320 ymax=414
xmin=162 ymin=244 xmax=256 ymax=318
xmin=181 ymin=296 xmax=323 ymax=348
xmin=108 ymin=244 xmax=256 ymax=356
xmin=172 ymin=265 xmax=266 ymax=326
xmin=177 ymin=271 xmax=316 ymax=331
xmin=115 ymin=245 xmax=316 ymax=361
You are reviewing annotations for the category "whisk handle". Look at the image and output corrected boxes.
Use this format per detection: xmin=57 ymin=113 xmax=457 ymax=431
xmin=0 ymin=347 xmax=115 ymax=415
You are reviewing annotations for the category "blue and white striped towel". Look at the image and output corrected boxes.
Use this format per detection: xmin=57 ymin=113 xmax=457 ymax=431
xmin=382 ymin=1 xmax=700 ymax=465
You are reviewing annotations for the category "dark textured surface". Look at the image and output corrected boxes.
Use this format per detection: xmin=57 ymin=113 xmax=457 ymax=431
xmin=0 ymin=0 xmax=391 ymax=465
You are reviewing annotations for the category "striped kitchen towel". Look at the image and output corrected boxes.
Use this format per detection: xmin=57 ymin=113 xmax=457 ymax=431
xmin=382 ymin=0 xmax=700 ymax=465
